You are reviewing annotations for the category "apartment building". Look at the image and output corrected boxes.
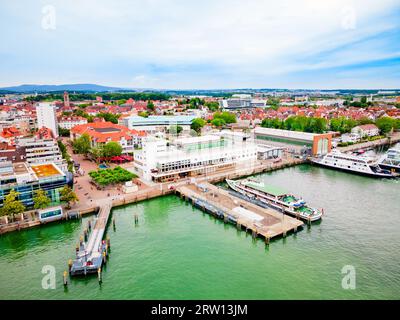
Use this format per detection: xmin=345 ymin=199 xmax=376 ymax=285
xmin=36 ymin=103 xmax=59 ymax=137
xmin=17 ymin=138 xmax=68 ymax=173
xmin=58 ymin=116 xmax=88 ymax=130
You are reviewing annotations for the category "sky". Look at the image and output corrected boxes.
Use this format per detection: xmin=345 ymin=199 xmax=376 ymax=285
xmin=0 ymin=0 xmax=399 ymax=89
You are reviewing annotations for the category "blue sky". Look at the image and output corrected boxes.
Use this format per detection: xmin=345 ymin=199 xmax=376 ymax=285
xmin=1 ymin=0 xmax=399 ymax=89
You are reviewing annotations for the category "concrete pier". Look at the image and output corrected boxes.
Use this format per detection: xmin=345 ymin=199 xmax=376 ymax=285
xmin=69 ymin=201 xmax=112 ymax=276
xmin=177 ymin=182 xmax=304 ymax=241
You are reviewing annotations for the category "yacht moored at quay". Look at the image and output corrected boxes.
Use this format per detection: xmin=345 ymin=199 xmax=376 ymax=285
xmin=311 ymin=150 xmax=399 ymax=178
xmin=377 ymin=147 xmax=400 ymax=173
xmin=226 ymin=179 xmax=322 ymax=221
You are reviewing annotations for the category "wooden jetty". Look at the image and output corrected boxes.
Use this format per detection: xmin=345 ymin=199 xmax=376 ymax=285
xmin=177 ymin=182 xmax=304 ymax=242
xmin=69 ymin=201 xmax=112 ymax=276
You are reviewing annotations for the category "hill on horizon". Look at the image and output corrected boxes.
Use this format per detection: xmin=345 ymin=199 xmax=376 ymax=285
xmin=0 ymin=83 xmax=125 ymax=93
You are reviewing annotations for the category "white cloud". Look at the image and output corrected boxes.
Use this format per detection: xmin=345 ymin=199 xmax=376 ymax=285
xmin=0 ymin=0 xmax=399 ymax=88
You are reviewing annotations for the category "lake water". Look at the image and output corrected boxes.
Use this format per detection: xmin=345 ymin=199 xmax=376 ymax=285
xmin=0 ymin=163 xmax=399 ymax=299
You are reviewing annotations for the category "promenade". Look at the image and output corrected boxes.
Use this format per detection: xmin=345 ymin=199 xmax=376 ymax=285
xmin=338 ymin=132 xmax=400 ymax=153
xmin=0 ymin=153 xmax=304 ymax=235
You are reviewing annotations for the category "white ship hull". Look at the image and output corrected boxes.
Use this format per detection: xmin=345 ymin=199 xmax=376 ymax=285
xmin=226 ymin=179 xmax=322 ymax=222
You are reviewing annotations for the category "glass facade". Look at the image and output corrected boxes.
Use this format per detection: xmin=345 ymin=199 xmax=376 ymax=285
xmin=0 ymin=174 xmax=72 ymax=208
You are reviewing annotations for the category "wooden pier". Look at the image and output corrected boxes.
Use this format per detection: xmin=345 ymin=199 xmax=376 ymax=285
xmin=69 ymin=201 xmax=112 ymax=276
xmin=177 ymin=182 xmax=304 ymax=242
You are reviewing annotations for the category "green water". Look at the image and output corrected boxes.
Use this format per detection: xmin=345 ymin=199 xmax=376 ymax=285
xmin=1 ymin=164 xmax=399 ymax=299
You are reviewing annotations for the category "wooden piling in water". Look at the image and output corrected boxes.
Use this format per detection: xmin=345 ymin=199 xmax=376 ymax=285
xmin=63 ymin=270 xmax=68 ymax=286
xmin=106 ymin=236 xmax=110 ymax=249
xmin=98 ymin=268 xmax=102 ymax=283
xmin=102 ymin=251 xmax=106 ymax=264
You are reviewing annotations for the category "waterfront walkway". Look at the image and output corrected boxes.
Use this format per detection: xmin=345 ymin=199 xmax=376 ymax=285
xmin=0 ymin=156 xmax=304 ymax=235
xmin=338 ymin=132 xmax=400 ymax=153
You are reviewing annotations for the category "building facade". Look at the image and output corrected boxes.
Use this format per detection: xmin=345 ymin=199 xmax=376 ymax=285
xmin=36 ymin=103 xmax=59 ymax=137
xmin=58 ymin=116 xmax=88 ymax=130
xmin=254 ymin=127 xmax=332 ymax=156
xmin=351 ymin=124 xmax=380 ymax=138
xmin=0 ymin=162 xmax=72 ymax=209
xmin=119 ymin=115 xmax=195 ymax=134
xmin=134 ymin=135 xmax=258 ymax=182
xmin=17 ymin=138 xmax=68 ymax=173
xmin=70 ymin=121 xmax=142 ymax=154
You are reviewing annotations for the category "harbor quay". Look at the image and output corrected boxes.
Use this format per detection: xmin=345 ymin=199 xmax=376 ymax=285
xmin=0 ymin=155 xmax=304 ymax=235
xmin=337 ymin=131 xmax=400 ymax=153
xmin=176 ymin=182 xmax=304 ymax=241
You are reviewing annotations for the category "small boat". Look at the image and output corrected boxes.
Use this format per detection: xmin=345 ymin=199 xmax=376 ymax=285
xmin=226 ymin=179 xmax=322 ymax=221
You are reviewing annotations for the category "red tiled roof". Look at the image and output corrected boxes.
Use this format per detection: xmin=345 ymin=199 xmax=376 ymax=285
xmin=1 ymin=127 xmax=21 ymax=138
xmin=70 ymin=121 xmax=144 ymax=143
xmin=36 ymin=127 xmax=54 ymax=139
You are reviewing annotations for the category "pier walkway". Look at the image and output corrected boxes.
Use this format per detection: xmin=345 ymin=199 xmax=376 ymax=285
xmin=70 ymin=201 xmax=112 ymax=276
xmin=338 ymin=132 xmax=400 ymax=153
xmin=177 ymin=182 xmax=304 ymax=241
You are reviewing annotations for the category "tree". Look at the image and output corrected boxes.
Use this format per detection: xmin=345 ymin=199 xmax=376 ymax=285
xmin=213 ymin=111 xmax=236 ymax=124
xmin=211 ymin=118 xmax=226 ymax=127
xmin=90 ymin=146 xmax=104 ymax=163
xmin=169 ymin=125 xmax=183 ymax=135
xmin=58 ymin=126 xmax=70 ymax=137
xmin=147 ymin=101 xmax=155 ymax=111
xmin=60 ymin=186 xmax=79 ymax=209
xmin=33 ymin=189 xmax=51 ymax=210
xmin=72 ymin=133 xmax=92 ymax=155
xmin=376 ymin=117 xmax=395 ymax=135
xmin=191 ymin=118 xmax=206 ymax=134
xmin=205 ymin=101 xmax=219 ymax=112
xmin=188 ymin=98 xmax=205 ymax=109
xmin=96 ymin=112 xmax=120 ymax=124
xmin=0 ymin=190 xmax=25 ymax=217
xmin=360 ymin=96 xmax=367 ymax=104
xmin=102 ymin=141 xmax=123 ymax=158
xmin=138 ymin=111 xmax=149 ymax=118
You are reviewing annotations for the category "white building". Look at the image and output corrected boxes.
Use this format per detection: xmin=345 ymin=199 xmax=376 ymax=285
xmin=351 ymin=124 xmax=380 ymax=138
xmin=341 ymin=133 xmax=361 ymax=144
xmin=17 ymin=137 xmax=68 ymax=173
xmin=119 ymin=115 xmax=195 ymax=134
xmin=36 ymin=103 xmax=59 ymax=137
xmin=134 ymin=135 xmax=258 ymax=182
xmin=58 ymin=116 xmax=88 ymax=130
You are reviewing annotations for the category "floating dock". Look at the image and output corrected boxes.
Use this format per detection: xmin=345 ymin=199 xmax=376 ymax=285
xmin=177 ymin=183 xmax=304 ymax=242
xmin=69 ymin=202 xmax=112 ymax=276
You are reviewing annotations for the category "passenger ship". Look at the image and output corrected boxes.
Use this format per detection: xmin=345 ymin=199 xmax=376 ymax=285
xmin=226 ymin=179 xmax=322 ymax=221
xmin=378 ymin=147 xmax=400 ymax=173
xmin=311 ymin=150 xmax=398 ymax=178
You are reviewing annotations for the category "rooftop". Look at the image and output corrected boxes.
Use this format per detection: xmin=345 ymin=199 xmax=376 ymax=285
xmin=71 ymin=121 xmax=135 ymax=143
xmin=243 ymin=181 xmax=288 ymax=197
xmin=122 ymin=115 xmax=196 ymax=125
xmin=31 ymin=163 xmax=63 ymax=178
xmin=255 ymin=127 xmax=328 ymax=141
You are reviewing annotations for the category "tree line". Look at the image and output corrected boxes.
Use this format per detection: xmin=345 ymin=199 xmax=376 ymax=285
xmin=262 ymin=115 xmax=400 ymax=135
